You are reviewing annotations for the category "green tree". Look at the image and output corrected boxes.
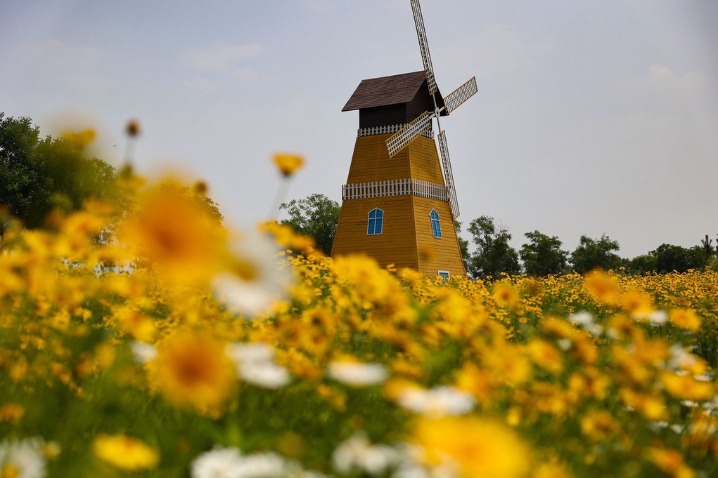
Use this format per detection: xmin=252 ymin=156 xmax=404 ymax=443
xmin=520 ymin=230 xmax=568 ymax=276
xmin=466 ymin=215 xmax=520 ymax=280
xmin=570 ymin=234 xmax=622 ymax=273
xmin=279 ymin=193 xmax=340 ymax=255
xmin=455 ymin=220 xmax=471 ymax=273
xmin=650 ymin=243 xmax=709 ymax=273
xmin=625 ymin=254 xmax=658 ymax=275
xmin=0 ymin=113 xmax=117 ymax=230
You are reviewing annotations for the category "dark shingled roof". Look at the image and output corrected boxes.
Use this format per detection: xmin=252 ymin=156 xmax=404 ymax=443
xmin=342 ymin=71 xmax=438 ymax=111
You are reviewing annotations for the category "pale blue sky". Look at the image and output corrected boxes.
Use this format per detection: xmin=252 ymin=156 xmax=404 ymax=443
xmin=1 ymin=0 xmax=717 ymax=258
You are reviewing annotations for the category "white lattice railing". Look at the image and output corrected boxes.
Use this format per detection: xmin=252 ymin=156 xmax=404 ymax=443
xmin=342 ymin=178 xmax=449 ymax=202
xmin=358 ymin=124 xmax=433 ymax=139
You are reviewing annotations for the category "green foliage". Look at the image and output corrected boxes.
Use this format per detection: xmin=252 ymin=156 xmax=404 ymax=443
xmin=279 ymin=193 xmax=340 ymax=255
xmin=466 ymin=215 xmax=520 ymax=279
xmin=519 ymin=230 xmax=568 ymax=276
xmin=570 ymin=234 xmax=623 ymax=273
xmin=651 ymin=243 xmax=709 ymax=273
xmin=0 ymin=113 xmax=118 ymax=229
xmin=454 ymin=220 xmax=470 ymax=273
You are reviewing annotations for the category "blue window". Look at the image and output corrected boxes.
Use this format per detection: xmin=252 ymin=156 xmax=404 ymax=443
xmin=367 ymin=208 xmax=384 ymax=235
xmin=430 ymin=209 xmax=442 ymax=238
xmin=438 ymin=270 xmax=450 ymax=280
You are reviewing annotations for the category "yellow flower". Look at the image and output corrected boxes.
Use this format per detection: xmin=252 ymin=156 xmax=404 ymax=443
xmin=273 ymin=153 xmax=304 ymax=177
xmin=492 ymin=281 xmax=520 ymax=309
xmin=413 ymin=416 xmax=532 ymax=478
xmin=0 ymin=404 xmax=24 ymax=423
xmin=584 ymin=270 xmax=620 ymax=305
xmin=669 ymin=309 xmax=702 ymax=332
xmin=92 ymin=434 xmax=158 ymax=471
xmin=62 ymin=128 xmax=97 ymax=148
xmin=659 ymin=372 xmax=714 ymax=402
xmin=580 ymin=410 xmax=620 ymax=441
xmin=118 ymin=181 xmax=226 ymax=283
xmin=147 ymin=330 xmax=236 ymax=415
xmin=646 ymin=447 xmax=695 ymax=478
xmin=527 ymin=339 xmax=564 ymax=374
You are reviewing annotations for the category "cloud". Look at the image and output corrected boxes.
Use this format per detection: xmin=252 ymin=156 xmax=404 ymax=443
xmin=439 ymin=25 xmax=556 ymax=79
xmin=230 ymin=69 xmax=275 ymax=83
xmin=13 ymin=40 xmax=116 ymax=90
xmin=183 ymin=76 xmax=218 ymax=92
xmin=305 ymin=0 xmax=335 ymax=11
xmin=183 ymin=42 xmax=263 ymax=72
xmin=645 ymin=63 xmax=708 ymax=92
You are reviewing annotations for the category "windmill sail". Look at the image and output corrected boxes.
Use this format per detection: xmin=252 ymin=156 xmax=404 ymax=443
xmin=445 ymin=77 xmax=478 ymax=114
xmin=410 ymin=0 xmax=437 ymax=95
xmin=438 ymin=131 xmax=460 ymax=217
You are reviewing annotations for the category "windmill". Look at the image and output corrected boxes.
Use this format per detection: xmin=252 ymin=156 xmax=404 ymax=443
xmin=331 ymin=0 xmax=477 ymax=278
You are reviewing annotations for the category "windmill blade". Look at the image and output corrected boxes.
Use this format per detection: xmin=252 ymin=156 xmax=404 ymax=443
xmin=386 ymin=111 xmax=433 ymax=157
xmin=410 ymin=0 xmax=438 ymax=95
xmin=444 ymin=77 xmax=478 ymax=114
xmin=437 ymin=130 xmax=460 ymax=218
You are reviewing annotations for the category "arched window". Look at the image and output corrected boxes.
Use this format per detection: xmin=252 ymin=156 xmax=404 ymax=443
xmin=367 ymin=208 xmax=384 ymax=235
xmin=430 ymin=209 xmax=442 ymax=238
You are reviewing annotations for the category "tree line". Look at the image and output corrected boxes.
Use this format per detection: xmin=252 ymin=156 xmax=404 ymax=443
xmin=279 ymin=194 xmax=717 ymax=278
xmin=0 ymin=113 xmax=221 ymax=242
xmin=3 ymin=112 xmax=714 ymax=277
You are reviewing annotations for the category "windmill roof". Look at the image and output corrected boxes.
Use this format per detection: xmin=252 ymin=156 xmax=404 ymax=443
xmin=342 ymin=71 xmax=436 ymax=111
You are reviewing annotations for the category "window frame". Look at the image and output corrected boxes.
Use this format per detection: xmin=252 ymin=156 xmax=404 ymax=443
xmin=429 ymin=209 xmax=442 ymax=238
xmin=367 ymin=208 xmax=384 ymax=235
xmin=438 ymin=270 xmax=450 ymax=280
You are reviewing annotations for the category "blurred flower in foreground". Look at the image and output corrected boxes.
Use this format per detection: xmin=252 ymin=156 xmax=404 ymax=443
xmin=397 ymin=386 xmax=475 ymax=417
xmin=212 ymin=231 xmax=293 ymax=318
xmin=273 ymin=153 xmax=304 ymax=177
xmin=413 ymin=416 xmax=531 ymax=478
xmin=191 ymin=448 xmax=243 ymax=478
xmin=328 ymin=360 xmax=388 ymax=387
xmin=62 ymin=128 xmax=97 ymax=148
xmin=191 ymin=448 xmax=321 ymax=478
xmin=332 ymin=434 xmax=401 ymax=476
xmin=147 ymin=331 xmax=236 ymax=415
xmin=92 ymin=434 xmax=158 ymax=471
xmin=125 ymin=118 xmax=141 ymax=137
xmin=119 ymin=179 xmax=226 ymax=283
xmin=0 ymin=437 xmax=46 ymax=478
xmin=226 ymin=342 xmax=291 ymax=389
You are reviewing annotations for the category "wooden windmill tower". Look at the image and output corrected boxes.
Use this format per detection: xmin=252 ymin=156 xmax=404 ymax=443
xmin=331 ymin=0 xmax=477 ymax=278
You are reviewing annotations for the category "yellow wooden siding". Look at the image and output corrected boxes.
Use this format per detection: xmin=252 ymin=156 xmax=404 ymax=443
xmin=333 ymin=131 xmax=465 ymax=277
xmin=345 ymin=135 xmax=411 ymax=184
xmin=407 ymin=136 xmax=445 ymax=184
xmin=412 ymin=197 xmax=466 ymax=277
xmin=332 ymin=196 xmax=418 ymax=270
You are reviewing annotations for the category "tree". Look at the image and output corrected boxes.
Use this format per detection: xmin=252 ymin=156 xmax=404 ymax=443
xmin=520 ymin=230 xmax=568 ymax=276
xmin=466 ymin=215 xmax=520 ymax=279
xmin=570 ymin=234 xmax=622 ymax=273
xmin=279 ymin=194 xmax=340 ymax=255
xmin=625 ymin=254 xmax=658 ymax=275
xmin=650 ymin=244 xmax=709 ymax=273
xmin=455 ymin=220 xmax=471 ymax=273
xmin=0 ymin=113 xmax=117 ymax=230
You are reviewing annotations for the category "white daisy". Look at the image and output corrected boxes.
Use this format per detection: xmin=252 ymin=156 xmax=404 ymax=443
xmin=332 ymin=434 xmax=401 ymax=476
xmin=233 ymin=452 xmax=288 ymax=478
xmin=226 ymin=343 xmax=291 ymax=389
xmin=396 ymin=386 xmax=475 ymax=417
xmin=328 ymin=361 xmax=388 ymax=387
xmin=130 ymin=341 xmax=157 ymax=364
xmin=191 ymin=447 xmax=243 ymax=478
xmin=212 ymin=232 xmax=293 ymax=318
xmin=0 ymin=437 xmax=46 ymax=478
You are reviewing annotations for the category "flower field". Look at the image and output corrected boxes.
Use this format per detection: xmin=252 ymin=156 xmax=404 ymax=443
xmin=1 ymin=174 xmax=717 ymax=477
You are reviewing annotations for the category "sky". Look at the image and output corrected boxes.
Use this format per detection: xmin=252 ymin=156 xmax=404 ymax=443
xmin=1 ymin=0 xmax=717 ymax=259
